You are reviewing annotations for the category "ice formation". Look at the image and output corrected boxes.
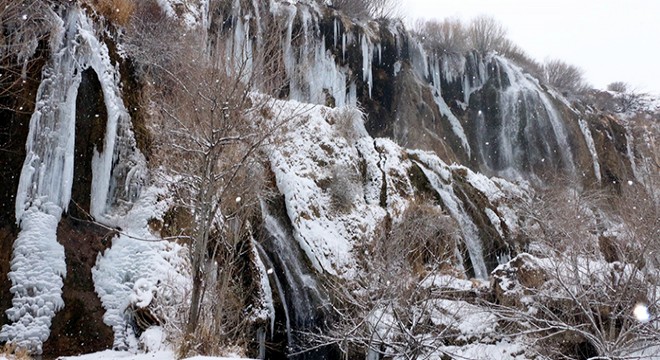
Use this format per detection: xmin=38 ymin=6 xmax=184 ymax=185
xmin=2 ymin=6 xmax=149 ymax=352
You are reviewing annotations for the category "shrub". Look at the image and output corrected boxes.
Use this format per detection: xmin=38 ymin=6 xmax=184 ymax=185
xmin=492 ymin=185 xmax=660 ymax=359
xmin=0 ymin=343 xmax=32 ymax=360
xmin=304 ymin=200 xmax=462 ymax=358
xmin=93 ymin=0 xmax=135 ymax=26
xmin=328 ymin=163 xmax=361 ymax=213
xmin=379 ymin=201 xmax=458 ymax=274
xmin=607 ymin=81 xmax=629 ymax=93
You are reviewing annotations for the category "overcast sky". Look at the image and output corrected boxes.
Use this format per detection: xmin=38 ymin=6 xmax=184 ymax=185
xmin=405 ymin=0 xmax=660 ymax=94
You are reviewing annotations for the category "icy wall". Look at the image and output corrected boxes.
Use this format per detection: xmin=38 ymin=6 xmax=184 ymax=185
xmin=206 ymin=0 xmax=636 ymax=186
xmin=0 ymin=6 xmax=147 ymax=353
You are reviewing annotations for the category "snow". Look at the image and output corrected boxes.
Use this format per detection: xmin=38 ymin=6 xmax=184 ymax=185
xmin=0 ymin=206 xmax=65 ymax=354
xmin=93 ymin=186 xmax=189 ymax=350
xmin=633 ymin=303 xmax=651 ymax=323
xmin=432 ymin=340 xmax=533 ymax=360
xmin=374 ymin=138 xmax=415 ymax=218
xmin=58 ymin=350 xmax=254 ymax=360
xmin=138 ymin=327 xmax=167 ymax=353
xmin=421 ymin=274 xmax=480 ymax=292
xmin=250 ymin=240 xmax=275 ymax=335
xmin=412 ymin=156 xmax=488 ymax=279
xmin=267 ymin=101 xmax=387 ymax=277
xmin=429 ymin=299 xmax=498 ymax=339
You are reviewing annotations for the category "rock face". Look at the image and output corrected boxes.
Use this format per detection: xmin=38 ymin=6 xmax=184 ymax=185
xmin=196 ymin=0 xmax=645 ymax=190
xmin=0 ymin=0 xmax=658 ymax=358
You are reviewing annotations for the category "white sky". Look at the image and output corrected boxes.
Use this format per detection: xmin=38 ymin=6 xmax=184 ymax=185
xmin=405 ymin=0 xmax=660 ymax=94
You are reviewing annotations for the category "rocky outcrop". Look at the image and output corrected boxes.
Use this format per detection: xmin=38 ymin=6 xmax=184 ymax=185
xmin=0 ymin=0 xmax=657 ymax=358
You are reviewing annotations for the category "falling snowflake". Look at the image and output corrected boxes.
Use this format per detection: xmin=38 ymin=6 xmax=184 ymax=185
xmin=633 ymin=303 xmax=650 ymax=322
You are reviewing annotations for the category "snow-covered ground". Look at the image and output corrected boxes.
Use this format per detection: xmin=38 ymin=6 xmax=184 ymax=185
xmin=0 ymin=351 xmax=253 ymax=360
xmin=56 ymin=351 xmax=253 ymax=360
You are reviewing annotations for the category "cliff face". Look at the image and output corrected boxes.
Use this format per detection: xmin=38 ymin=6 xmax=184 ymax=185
xmin=213 ymin=0 xmax=643 ymax=188
xmin=0 ymin=0 xmax=658 ymax=358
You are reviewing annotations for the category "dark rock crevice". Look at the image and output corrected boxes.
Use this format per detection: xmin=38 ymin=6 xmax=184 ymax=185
xmin=68 ymin=67 xmax=107 ymax=218
xmin=41 ymin=216 xmax=114 ymax=358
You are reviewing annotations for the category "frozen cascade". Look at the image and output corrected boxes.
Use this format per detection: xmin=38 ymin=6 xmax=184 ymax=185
xmin=578 ymin=119 xmax=602 ymax=183
xmin=252 ymin=241 xmax=282 ymax=341
xmin=4 ymin=5 xmax=148 ymax=351
xmin=76 ymin=11 xmax=146 ymax=219
xmin=13 ymin=10 xmax=78 ymax=222
xmin=0 ymin=206 xmax=66 ymax=354
xmin=276 ymin=3 xmax=357 ymax=107
xmin=1 ymin=8 xmax=79 ymax=353
xmin=259 ymin=202 xmax=333 ymax=358
xmin=462 ymin=52 xmax=488 ymax=104
xmin=484 ymin=57 xmax=577 ymax=179
xmin=429 ymin=55 xmax=471 ymax=157
xmin=415 ymin=161 xmax=488 ymax=279
xmin=409 ymin=38 xmax=430 ymax=80
xmin=624 ymin=128 xmax=641 ymax=182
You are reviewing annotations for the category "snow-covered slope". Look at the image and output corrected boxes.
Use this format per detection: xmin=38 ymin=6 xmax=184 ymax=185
xmin=266 ymin=100 xmax=526 ymax=280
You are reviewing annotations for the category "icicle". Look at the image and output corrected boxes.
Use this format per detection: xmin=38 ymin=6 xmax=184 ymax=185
xmin=333 ymin=18 xmax=338 ymax=48
xmin=377 ymin=43 xmax=382 ymax=65
xmin=428 ymin=55 xmax=471 ymax=157
xmin=342 ymin=32 xmax=346 ymax=61
xmin=361 ymin=34 xmax=373 ymax=97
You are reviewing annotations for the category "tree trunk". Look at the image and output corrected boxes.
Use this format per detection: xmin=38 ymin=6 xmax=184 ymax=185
xmin=187 ymin=268 xmax=203 ymax=335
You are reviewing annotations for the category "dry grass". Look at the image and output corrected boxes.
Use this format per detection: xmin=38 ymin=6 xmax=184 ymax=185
xmin=0 ymin=343 xmax=33 ymax=360
xmin=93 ymin=0 xmax=135 ymax=26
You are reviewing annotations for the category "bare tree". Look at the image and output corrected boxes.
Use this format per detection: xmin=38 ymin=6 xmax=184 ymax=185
xmin=467 ymin=15 xmax=508 ymax=54
xmin=366 ymin=0 xmax=401 ymax=20
xmin=613 ymin=87 xmax=649 ymax=113
xmin=543 ymin=58 xmax=590 ymax=95
xmin=302 ymin=201 xmax=466 ymax=358
xmin=124 ymin=2 xmax=304 ymax=354
xmin=607 ymin=81 xmax=629 ymax=93
xmin=332 ymin=0 xmax=400 ymax=20
xmin=0 ymin=0 xmax=56 ymax=109
xmin=414 ymin=18 xmax=467 ymax=55
xmin=331 ymin=0 xmax=369 ymax=19
xmin=491 ymin=186 xmax=660 ymax=359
